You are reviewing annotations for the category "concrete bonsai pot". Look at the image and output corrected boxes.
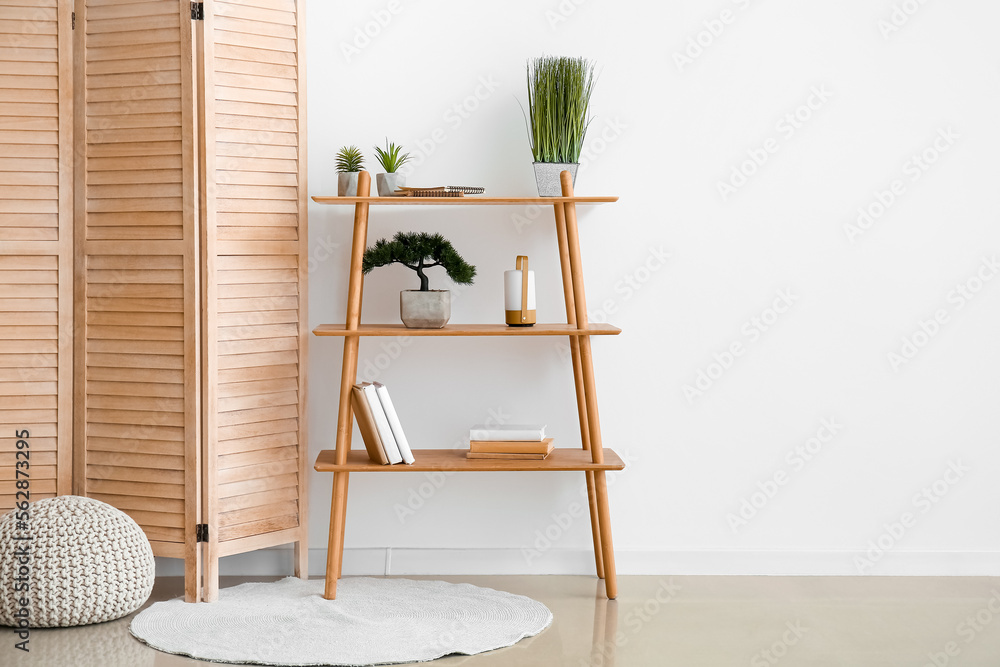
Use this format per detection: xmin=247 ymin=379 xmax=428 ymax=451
xmin=400 ymin=290 xmax=450 ymax=328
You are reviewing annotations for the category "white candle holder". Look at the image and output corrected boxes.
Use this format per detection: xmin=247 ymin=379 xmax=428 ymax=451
xmin=504 ymin=255 xmax=536 ymax=326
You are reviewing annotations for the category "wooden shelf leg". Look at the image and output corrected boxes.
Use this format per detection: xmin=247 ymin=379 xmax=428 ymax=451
xmin=324 ymin=173 xmax=370 ymax=600
xmin=585 ymin=470 xmax=605 ymax=578
xmin=560 ymin=171 xmax=616 ymax=598
xmin=337 ymin=474 xmax=349 ymax=579
xmin=594 ymin=470 xmax=617 ymax=599
xmin=325 ymin=471 xmax=349 ymax=599
xmin=554 ymin=200 xmax=605 ymax=580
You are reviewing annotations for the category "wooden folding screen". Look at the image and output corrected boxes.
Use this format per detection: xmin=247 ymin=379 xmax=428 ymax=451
xmin=71 ymin=0 xmax=308 ymax=602
xmin=0 ymin=1 xmax=74 ymax=510
xmin=199 ymin=0 xmax=309 ymax=601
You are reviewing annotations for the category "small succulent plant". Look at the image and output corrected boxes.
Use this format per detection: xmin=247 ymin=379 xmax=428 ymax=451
xmin=335 ymin=145 xmax=365 ymax=172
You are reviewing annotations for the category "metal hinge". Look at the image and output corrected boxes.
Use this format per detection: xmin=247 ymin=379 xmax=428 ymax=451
xmin=196 ymin=523 xmax=209 ymax=542
xmin=71 ymin=12 xmax=75 ymax=29
xmin=191 ymin=2 xmax=204 ymax=21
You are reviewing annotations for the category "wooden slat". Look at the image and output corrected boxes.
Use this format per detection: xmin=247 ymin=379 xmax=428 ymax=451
xmin=87 ymin=437 xmax=183 ymax=456
xmin=217 ymin=514 xmax=298 ymax=541
xmin=217 ymin=485 xmax=298 ymax=513
xmin=87 ymin=464 xmax=184 ymax=484
xmin=217 ymin=445 xmax=297 ymax=470
xmin=218 ymin=500 xmax=298 ymax=528
xmin=217 ymin=458 xmax=297 ymax=485
xmin=89 ymin=493 xmax=184 ymax=514
xmin=86 ymin=478 xmax=184 ymax=500
xmin=216 ymin=430 xmax=298 ymax=456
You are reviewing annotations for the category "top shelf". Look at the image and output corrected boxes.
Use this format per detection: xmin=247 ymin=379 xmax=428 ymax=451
xmin=311 ymin=196 xmax=618 ymax=206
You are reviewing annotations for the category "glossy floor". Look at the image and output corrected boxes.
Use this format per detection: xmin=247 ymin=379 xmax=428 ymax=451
xmin=5 ymin=575 xmax=1000 ymax=666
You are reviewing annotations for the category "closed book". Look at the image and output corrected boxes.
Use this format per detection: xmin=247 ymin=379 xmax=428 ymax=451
xmin=362 ymin=383 xmax=403 ymax=464
xmin=469 ymin=424 xmax=546 ymax=442
xmin=466 ymin=451 xmax=551 ymax=460
xmin=351 ymin=385 xmax=388 ymax=465
xmin=470 ymin=438 xmax=554 ymax=455
xmin=373 ymin=382 xmax=414 ymax=464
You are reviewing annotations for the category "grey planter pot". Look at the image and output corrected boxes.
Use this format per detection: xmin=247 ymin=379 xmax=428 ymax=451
xmin=338 ymin=172 xmax=360 ymax=196
xmin=533 ymin=162 xmax=579 ymax=197
xmin=376 ymin=173 xmax=405 ymax=196
xmin=400 ymin=290 xmax=450 ymax=329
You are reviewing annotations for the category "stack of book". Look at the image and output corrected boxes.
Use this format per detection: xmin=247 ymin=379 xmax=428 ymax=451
xmin=351 ymin=382 xmax=415 ymax=465
xmin=467 ymin=424 xmax=553 ymax=460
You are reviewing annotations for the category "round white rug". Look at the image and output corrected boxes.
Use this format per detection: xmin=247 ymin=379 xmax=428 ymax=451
xmin=130 ymin=577 xmax=552 ymax=666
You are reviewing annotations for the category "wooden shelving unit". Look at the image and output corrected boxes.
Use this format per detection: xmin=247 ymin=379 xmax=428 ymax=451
xmin=312 ymin=171 xmax=622 ymax=599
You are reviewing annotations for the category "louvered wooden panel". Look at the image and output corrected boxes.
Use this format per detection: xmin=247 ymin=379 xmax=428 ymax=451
xmin=0 ymin=1 xmax=73 ymax=512
xmin=75 ymin=0 xmax=198 ymax=564
xmin=203 ymin=0 xmax=307 ymax=549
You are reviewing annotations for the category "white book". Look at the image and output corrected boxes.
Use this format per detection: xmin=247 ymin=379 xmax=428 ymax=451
xmin=469 ymin=424 xmax=546 ymax=442
xmin=362 ymin=383 xmax=402 ymax=464
xmin=373 ymin=382 xmax=414 ymax=464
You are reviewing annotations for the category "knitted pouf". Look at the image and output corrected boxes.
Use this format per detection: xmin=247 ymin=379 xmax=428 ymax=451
xmin=0 ymin=496 xmax=155 ymax=627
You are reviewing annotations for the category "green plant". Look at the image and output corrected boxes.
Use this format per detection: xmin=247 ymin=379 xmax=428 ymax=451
xmin=373 ymin=139 xmax=411 ymax=173
xmin=363 ymin=231 xmax=476 ymax=292
xmin=524 ymin=56 xmax=596 ymax=163
xmin=335 ymin=145 xmax=365 ymax=172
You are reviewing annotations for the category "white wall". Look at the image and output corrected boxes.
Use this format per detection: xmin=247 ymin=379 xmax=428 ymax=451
xmin=294 ymin=0 xmax=1000 ymax=577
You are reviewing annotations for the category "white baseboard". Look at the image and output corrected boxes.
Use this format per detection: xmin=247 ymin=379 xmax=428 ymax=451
xmin=154 ymin=547 xmax=1000 ymax=578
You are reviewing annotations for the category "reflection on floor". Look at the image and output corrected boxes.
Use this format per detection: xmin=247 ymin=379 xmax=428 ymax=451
xmin=4 ymin=575 xmax=1000 ymax=666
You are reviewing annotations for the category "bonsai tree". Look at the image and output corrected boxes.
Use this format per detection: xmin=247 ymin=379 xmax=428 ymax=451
xmin=525 ymin=56 xmax=596 ymax=163
xmin=363 ymin=231 xmax=476 ymax=291
xmin=335 ymin=145 xmax=365 ymax=172
xmin=373 ymin=139 xmax=411 ymax=173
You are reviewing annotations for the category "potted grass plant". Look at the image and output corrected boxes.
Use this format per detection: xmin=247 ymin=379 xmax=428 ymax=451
xmin=524 ymin=56 xmax=596 ymax=196
xmin=336 ymin=145 xmax=365 ymax=196
xmin=363 ymin=231 xmax=476 ymax=328
xmin=373 ymin=139 xmax=411 ymax=196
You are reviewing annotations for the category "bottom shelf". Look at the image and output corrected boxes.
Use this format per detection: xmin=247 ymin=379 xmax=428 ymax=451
xmin=314 ymin=448 xmax=624 ymax=473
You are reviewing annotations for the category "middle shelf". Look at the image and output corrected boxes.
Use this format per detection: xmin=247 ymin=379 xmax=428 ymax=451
xmin=313 ymin=323 xmax=622 ymax=337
